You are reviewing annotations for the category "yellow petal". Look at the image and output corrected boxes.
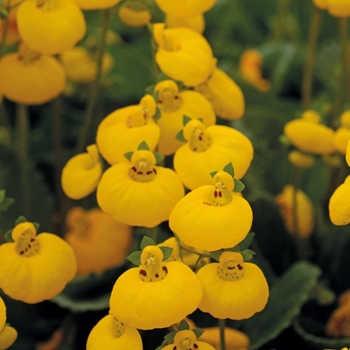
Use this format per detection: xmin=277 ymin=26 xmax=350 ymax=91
xmin=329 ymin=175 xmax=350 ymax=225
xmin=334 ymin=127 xmax=350 ymax=154
xmin=0 ymin=326 xmax=17 ymax=350
xmin=0 ymin=298 xmax=5 ymax=332
xmin=74 ymin=0 xmax=121 ymax=9
xmin=118 ymin=6 xmax=151 ymax=27
xmin=327 ymin=0 xmax=350 ymax=17
xmin=312 ymin=0 xmax=328 ymax=9
xmin=165 ymin=13 xmax=205 ymax=33
xmin=155 ymin=0 xmax=217 ymax=18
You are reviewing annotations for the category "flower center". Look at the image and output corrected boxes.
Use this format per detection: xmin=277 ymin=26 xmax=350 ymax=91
xmin=111 ymin=316 xmax=125 ymax=338
xmin=37 ymin=0 xmax=56 ymax=11
xmin=217 ymin=252 xmax=245 ymax=281
xmin=173 ymin=330 xmax=199 ymax=350
xmin=156 ymin=80 xmax=183 ymax=113
xmin=125 ymin=95 xmax=156 ymax=128
xmin=15 ymin=229 xmax=40 ymax=257
xmin=128 ymin=150 xmax=157 ymax=182
xmin=183 ymin=119 xmax=212 ymax=153
xmin=18 ymin=44 xmax=41 ymax=65
xmin=203 ymin=171 xmax=234 ymax=207
xmin=126 ymin=110 xmax=148 ymax=128
xmin=138 ymin=246 xmax=168 ymax=283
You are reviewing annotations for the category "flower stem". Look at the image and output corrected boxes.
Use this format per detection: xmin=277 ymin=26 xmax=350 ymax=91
xmin=302 ymin=7 xmax=321 ymax=111
xmin=219 ymin=318 xmax=226 ymax=350
xmin=339 ymin=17 xmax=350 ymax=106
xmin=76 ymin=9 xmax=111 ymax=153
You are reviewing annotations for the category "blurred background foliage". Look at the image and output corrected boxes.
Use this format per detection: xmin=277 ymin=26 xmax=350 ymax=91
xmin=1 ymin=0 xmax=350 ymax=349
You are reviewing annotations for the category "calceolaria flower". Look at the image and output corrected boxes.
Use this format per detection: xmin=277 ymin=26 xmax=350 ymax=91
xmin=74 ymin=0 xmax=121 ymax=10
xmin=0 ymin=222 xmax=77 ymax=304
xmin=61 ymin=144 xmax=103 ymax=200
xmin=275 ymin=185 xmax=315 ymax=239
xmin=96 ymin=95 xmax=160 ymax=165
xmin=165 ymin=13 xmax=205 ymax=33
xmin=155 ymin=0 xmax=217 ymax=18
xmin=284 ymin=110 xmax=336 ymax=155
xmin=334 ymin=111 xmax=350 ymax=154
xmin=155 ymin=80 xmax=216 ymax=155
xmin=118 ymin=5 xmax=151 ymax=27
xmin=65 ymin=207 xmax=132 ymax=275
xmin=86 ymin=314 xmax=143 ymax=350
xmin=97 ymin=148 xmax=184 ymax=227
xmin=329 ymin=175 xmax=350 ymax=225
xmin=17 ymin=0 xmax=86 ymax=55
xmin=169 ymin=169 xmax=253 ymax=251
xmin=163 ymin=330 xmax=215 ymax=350
xmin=109 ymin=245 xmax=202 ymax=330
xmin=0 ymin=44 xmax=66 ymax=105
xmin=288 ymin=150 xmax=315 ymax=169
xmin=195 ymin=66 xmax=245 ymax=120
xmin=153 ymin=23 xmax=215 ymax=87
xmin=174 ymin=119 xmax=253 ymax=189
xmin=197 ymin=252 xmax=269 ymax=319
xmin=0 ymin=298 xmax=17 ymax=349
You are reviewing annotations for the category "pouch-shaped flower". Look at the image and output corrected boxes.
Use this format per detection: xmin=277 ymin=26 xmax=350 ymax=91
xmin=155 ymin=80 xmax=216 ymax=155
xmin=17 ymin=0 xmax=86 ymax=55
xmin=153 ymin=23 xmax=214 ymax=87
xmin=0 ymin=222 xmax=77 ymax=304
xmin=174 ymin=119 xmax=253 ymax=189
xmin=165 ymin=13 xmax=205 ymax=33
xmin=155 ymin=0 xmax=217 ymax=18
xmin=0 ymin=298 xmax=17 ymax=350
xmin=334 ymin=111 xmax=350 ymax=154
xmin=329 ymin=175 xmax=350 ymax=225
xmin=61 ymin=144 xmax=103 ymax=200
xmin=109 ymin=246 xmax=202 ymax=330
xmin=74 ymin=0 xmax=121 ymax=9
xmin=0 ymin=44 xmax=66 ymax=105
xmin=195 ymin=67 xmax=245 ymax=120
xmin=197 ymin=252 xmax=269 ymax=320
xmin=86 ymin=314 xmax=143 ymax=350
xmin=96 ymin=95 xmax=160 ymax=165
xmin=169 ymin=170 xmax=253 ymax=251
xmin=163 ymin=330 xmax=215 ymax=350
xmin=288 ymin=150 xmax=315 ymax=169
xmin=97 ymin=149 xmax=184 ymax=227
xmin=118 ymin=5 xmax=151 ymax=27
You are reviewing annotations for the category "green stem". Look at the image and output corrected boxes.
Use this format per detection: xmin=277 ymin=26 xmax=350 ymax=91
xmin=302 ymin=7 xmax=321 ymax=111
xmin=76 ymin=9 xmax=111 ymax=153
xmin=219 ymin=318 xmax=226 ymax=350
xmin=339 ymin=17 xmax=350 ymax=106
xmin=179 ymin=244 xmax=212 ymax=258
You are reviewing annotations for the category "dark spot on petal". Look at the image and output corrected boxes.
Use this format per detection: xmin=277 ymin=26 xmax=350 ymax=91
xmin=162 ymin=266 xmax=168 ymax=273
xmin=139 ymin=269 xmax=147 ymax=276
xmin=237 ymin=264 xmax=243 ymax=270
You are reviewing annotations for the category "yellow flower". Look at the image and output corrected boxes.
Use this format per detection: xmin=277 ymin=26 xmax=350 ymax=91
xmin=61 ymin=144 xmax=103 ymax=200
xmin=97 ymin=149 xmax=184 ymax=227
xmin=163 ymin=330 xmax=216 ymax=350
xmin=197 ymin=252 xmax=269 ymax=320
xmin=346 ymin=140 xmax=350 ymax=166
xmin=155 ymin=0 xmax=217 ymax=18
xmin=329 ymin=175 xmax=350 ymax=225
xmin=155 ymin=80 xmax=216 ymax=155
xmin=86 ymin=314 xmax=142 ymax=350
xmin=118 ymin=5 xmax=151 ymax=27
xmin=239 ymin=49 xmax=271 ymax=92
xmin=195 ymin=67 xmax=245 ymax=120
xmin=169 ymin=170 xmax=253 ymax=251
xmin=275 ymin=185 xmax=314 ymax=239
xmin=0 ymin=44 xmax=66 ymax=105
xmin=109 ymin=246 xmax=202 ymax=330
xmin=288 ymin=150 xmax=315 ymax=168
xmin=65 ymin=207 xmax=132 ymax=275
xmin=312 ymin=0 xmax=328 ymax=9
xmin=165 ymin=13 xmax=205 ymax=33
xmin=0 ymin=297 xmax=17 ymax=350
xmin=60 ymin=47 xmax=113 ymax=84
xmin=74 ymin=0 xmax=121 ymax=9
xmin=327 ymin=0 xmax=350 ymax=17
xmin=96 ymin=95 xmax=160 ymax=165
xmin=153 ymin=23 xmax=215 ymax=87
xmin=0 ymin=222 xmax=77 ymax=304
xmin=284 ymin=110 xmax=336 ymax=155
xmin=17 ymin=0 xmax=86 ymax=55
xmin=174 ymin=120 xmax=253 ymax=189
xmin=334 ymin=111 xmax=350 ymax=154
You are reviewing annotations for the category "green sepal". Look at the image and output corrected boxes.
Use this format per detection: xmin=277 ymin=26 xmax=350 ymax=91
xmin=238 ymin=232 xmax=256 ymax=250
xmin=15 ymin=216 xmax=28 ymax=225
xmin=154 ymin=152 xmax=164 ymax=165
xmin=198 ymin=118 xmax=204 ymax=123
xmin=223 ymin=163 xmax=235 ymax=178
xmin=210 ymin=171 xmax=218 ymax=178
xmin=210 ymin=249 xmax=225 ymax=261
xmin=160 ymin=246 xmax=173 ymax=261
xmin=178 ymin=319 xmax=190 ymax=331
xmin=175 ymin=130 xmax=186 ymax=143
xmin=193 ymin=328 xmax=204 ymax=339
xmin=233 ymin=179 xmax=245 ymax=193
xmin=154 ymin=107 xmax=162 ymax=121
xmin=183 ymin=115 xmax=191 ymax=126
xmin=137 ymin=141 xmax=150 ymax=151
xmin=33 ymin=222 xmax=40 ymax=232
xmin=127 ymin=251 xmax=142 ymax=266
xmin=0 ymin=198 xmax=14 ymax=212
xmin=145 ymin=84 xmax=155 ymax=95
xmin=152 ymin=90 xmax=159 ymax=102
xmin=4 ymin=230 xmax=14 ymax=242
xmin=140 ymin=236 xmax=156 ymax=250
xmin=240 ymin=249 xmax=256 ymax=261
xmin=124 ymin=151 xmax=134 ymax=162
xmin=164 ymin=331 xmax=176 ymax=343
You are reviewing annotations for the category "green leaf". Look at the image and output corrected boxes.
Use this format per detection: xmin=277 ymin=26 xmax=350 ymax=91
xmin=223 ymin=163 xmax=235 ymax=177
xmin=210 ymin=249 xmax=225 ymax=261
xmin=145 ymin=84 xmax=155 ymax=95
xmin=178 ymin=319 xmax=190 ymax=331
xmin=242 ymin=261 xmax=321 ymax=350
xmin=4 ymin=229 xmax=13 ymax=242
xmin=127 ymin=251 xmax=142 ymax=265
xmin=175 ymin=130 xmax=186 ymax=143
xmin=137 ymin=141 xmax=150 ymax=151
xmin=140 ymin=236 xmax=156 ymax=249
xmin=233 ymin=179 xmax=245 ymax=192
xmin=15 ymin=216 xmax=27 ymax=225
xmin=33 ymin=222 xmax=40 ymax=232
xmin=240 ymin=249 xmax=255 ymax=261
xmin=124 ymin=151 xmax=133 ymax=161
xmin=159 ymin=246 xmax=173 ymax=261
xmin=193 ymin=328 xmax=204 ymax=339
xmin=154 ymin=152 xmax=164 ymax=165
xmin=154 ymin=107 xmax=162 ymax=121
xmin=152 ymin=90 xmax=159 ymax=102
xmin=164 ymin=332 xmax=176 ymax=343
xmin=238 ymin=232 xmax=256 ymax=250
xmin=0 ymin=198 xmax=14 ymax=212
xmin=183 ymin=115 xmax=191 ymax=126
xmin=210 ymin=171 xmax=218 ymax=178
